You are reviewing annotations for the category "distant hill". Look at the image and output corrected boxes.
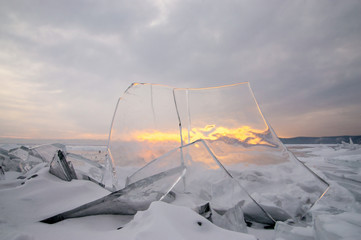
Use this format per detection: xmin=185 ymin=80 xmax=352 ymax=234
xmin=280 ymin=135 xmax=361 ymax=144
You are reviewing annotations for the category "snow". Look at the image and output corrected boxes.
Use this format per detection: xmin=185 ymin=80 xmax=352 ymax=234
xmin=120 ymin=201 xmax=256 ymax=240
xmin=1 ymin=143 xmax=361 ymax=240
xmin=0 ymin=162 xmax=256 ymax=240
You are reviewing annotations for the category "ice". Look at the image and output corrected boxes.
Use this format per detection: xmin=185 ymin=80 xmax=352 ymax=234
xmin=274 ymin=221 xmax=314 ymax=240
xmin=41 ymin=139 xmax=272 ymax=229
xmin=314 ymin=212 xmax=361 ymax=240
xmin=102 ymin=153 xmax=120 ymax=191
xmin=66 ymin=153 xmax=106 ymax=187
xmin=108 ymin=83 xmax=181 ymax=168
xmin=120 ymin=201 xmax=257 ymax=240
xmin=0 ymin=143 xmax=117 ymax=189
xmin=49 ymin=150 xmax=77 ymax=181
xmin=107 ymin=82 xmax=329 ymax=222
xmin=41 ymin=157 xmax=185 ymax=223
xmin=1 ymin=143 xmax=110 ymax=188
xmin=335 ymin=137 xmax=361 ymax=151
xmin=0 ymin=166 xmax=5 ymax=180
xmin=9 ymin=146 xmax=44 ymax=172
xmin=326 ymin=153 xmax=361 ymax=168
xmin=173 ymin=83 xmax=329 ymax=221
xmin=8 ymin=146 xmax=30 ymax=161
xmin=0 ymin=145 xmax=42 ymax=172
xmin=210 ymin=201 xmax=248 ymax=233
xmin=127 ymin=139 xmax=273 ymax=229
xmin=0 ymin=147 xmax=20 ymax=172
xmin=0 ymin=148 xmax=9 ymax=164
xmin=0 ymin=143 xmax=360 ymax=240
xmin=31 ymin=143 xmax=67 ymax=162
xmin=0 ymin=144 xmax=67 ymax=174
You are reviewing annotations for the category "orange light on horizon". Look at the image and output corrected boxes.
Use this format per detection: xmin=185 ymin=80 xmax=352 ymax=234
xmin=126 ymin=125 xmax=270 ymax=146
xmin=132 ymin=130 xmax=181 ymax=143
xmin=188 ymin=125 xmax=270 ymax=145
xmin=110 ymin=125 xmax=276 ymax=166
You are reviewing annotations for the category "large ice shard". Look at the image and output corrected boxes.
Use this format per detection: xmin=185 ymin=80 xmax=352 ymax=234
xmin=0 ymin=144 xmax=67 ymax=174
xmin=210 ymin=202 xmax=248 ymax=233
xmin=66 ymin=153 xmax=106 ymax=187
xmin=107 ymin=82 xmax=329 ymax=223
xmin=108 ymin=83 xmax=180 ymax=170
xmin=8 ymin=146 xmax=44 ymax=172
xmin=41 ymin=139 xmax=268 ymax=229
xmin=173 ymin=83 xmax=329 ymax=220
xmin=49 ymin=150 xmax=77 ymax=181
xmin=33 ymin=144 xmax=108 ymax=187
xmin=31 ymin=143 xmax=67 ymax=163
xmin=41 ymin=154 xmax=185 ymax=223
xmin=127 ymin=139 xmax=274 ymax=227
xmin=274 ymin=221 xmax=314 ymax=240
xmin=0 ymin=147 xmax=18 ymax=172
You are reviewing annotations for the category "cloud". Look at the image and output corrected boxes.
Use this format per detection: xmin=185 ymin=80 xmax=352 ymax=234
xmin=0 ymin=0 xmax=361 ymax=139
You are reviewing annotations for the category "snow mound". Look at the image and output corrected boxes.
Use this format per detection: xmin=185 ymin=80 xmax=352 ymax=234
xmin=121 ymin=201 xmax=257 ymax=240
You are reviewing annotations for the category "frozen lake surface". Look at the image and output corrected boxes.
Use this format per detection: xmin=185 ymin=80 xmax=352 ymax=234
xmin=1 ymin=144 xmax=361 ymax=240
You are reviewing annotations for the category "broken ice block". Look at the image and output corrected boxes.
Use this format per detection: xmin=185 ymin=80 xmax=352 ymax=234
xmin=173 ymin=83 xmax=329 ymax=221
xmin=66 ymin=153 xmax=105 ymax=187
xmin=108 ymin=83 xmax=181 ymax=168
xmin=0 ymin=148 xmax=9 ymax=164
xmin=2 ymin=144 xmax=68 ymax=174
xmin=274 ymin=221 xmax=314 ymax=240
xmin=2 ymin=145 xmax=43 ymax=172
xmin=210 ymin=201 xmax=248 ymax=233
xmin=127 ymin=139 xmax=275 ymax=226
xmin=8 ymin=146 xmax=30 ymax=161
xmin=41 ymin=163 xmax=185 ymax=223
xmin=0 ymin=147 xmax=18 ymax=172
xmin=108 ymin=82 xmax=329 ymax=222
xmin=49 ymin=150 xmax=77 ymax=181
xmin=31 ymin=144 xmax=67 ymax=163
xmin=0 ymin=166 xmax=5 ymax=180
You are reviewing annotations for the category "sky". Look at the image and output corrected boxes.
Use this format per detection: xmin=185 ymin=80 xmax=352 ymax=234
xmin=0 ymin=0 xmax=360 ymax=140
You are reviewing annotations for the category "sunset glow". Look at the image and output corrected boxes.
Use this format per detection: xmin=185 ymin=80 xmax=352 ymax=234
xmin=132 ymin=130 xmax=181 ymax=143
xmin=126 ymin=125 xmax=270 ymax=146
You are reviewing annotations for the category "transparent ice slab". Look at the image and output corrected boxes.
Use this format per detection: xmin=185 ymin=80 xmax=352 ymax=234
xmin=210 ymin=201 xmax=248 ymax=233
xmin=49 ymin=150 xmax=77 ymax=181
xmin=108 ymin=83 xmax=181 ymax=169
xmin=0 ymin=144 xmax=68 ymax=173
xmin=127 ymin=139 xmax=274 ymax=227
xmin=108 ymin=82 xmax=329 ymax=222
xmin=0 ymin=147 xmax=22 ymax=172
xmin=274 ymin=221 xmax=314 ymax=240
xmin=5 ymin=146 xmax=43 ymax=172
xmin=66 ymin=152 xmax=106 ymax=187
xmin=41 ymin=155 xmax=185 ymax=223
xmin=30 ymin=143 xmax=67 ymax=163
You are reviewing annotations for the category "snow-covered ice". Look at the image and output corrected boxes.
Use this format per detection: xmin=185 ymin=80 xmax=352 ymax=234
xmin=1 ymin=143 xmax=361 ymax=239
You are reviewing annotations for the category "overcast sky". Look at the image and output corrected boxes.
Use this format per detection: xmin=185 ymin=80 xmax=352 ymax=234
xmin=1 ymin=0 xmax=360 ymax=139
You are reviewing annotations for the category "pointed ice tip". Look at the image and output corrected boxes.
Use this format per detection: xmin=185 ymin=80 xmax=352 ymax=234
xmin=40 ymin=214 xmax=65 ymax=224
xmin=57 ymin=150 xmax=65 ymax=159
xmin=124 ymin=82 xmax=144 ymax=94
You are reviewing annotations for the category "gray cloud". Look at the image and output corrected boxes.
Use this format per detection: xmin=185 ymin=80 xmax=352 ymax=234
xmin=0 ymin=0 xmax=360 ymax=138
